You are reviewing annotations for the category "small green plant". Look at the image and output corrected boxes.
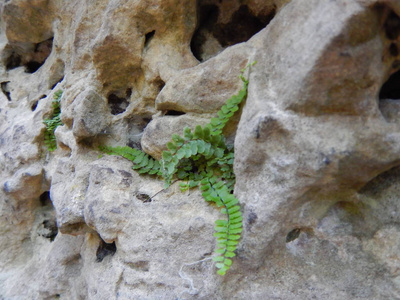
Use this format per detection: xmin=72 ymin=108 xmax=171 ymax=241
xmin=43 ymin=90 xmax=63 ymax=151
xmin=101 ymin=62 xmax=255 ymax=275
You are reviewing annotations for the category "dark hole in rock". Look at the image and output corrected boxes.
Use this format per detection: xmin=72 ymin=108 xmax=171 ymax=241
xmin=41 ymin=219 xmax=58 ymax=242
xmin=286 ymin=228 xmax=301 ymax=243
xmin=164 ymin=110 xmax=186 ymax=116
xmin=214 ymin=5 xmax=274 ymax=47
xmin=37 ymin=191 xmax=58 ymax=242
xmin=126 ymin=88 xmax=132 ymax=98
xmin=96 ymin=239 xmax=117 ymax=262
xmin=385 ymin=11 xmax=400 ymax=40
xmin=190 ymin=4 xmax=220 ymax=61
xmin=379 ymin=69 xmax=400 ymax=99
xmin=144 ymin=30 xmax=156 ymax=48
xmin=39 ymin=191 xmax=52 ymax=206
xmin=108 ymin=92 xmax=129 ymax=115
xmin=127 ymin=141 xmax=142 ymax=150
xmin=1 ymin=81 xmax=11 ymax=101
xmin=154 ymin=77 xmax=165 ymax=92
xmin=5 ymin=51 xmax=22 ymax=70
xmin=31 ymin=101 xmax=39 ymax=111
xmin=191 ymin=3 xmax=275 ymax=61
xmin=390 ymin=43 xmax=399 ymax=56
xmin=127 ymin=117 xmax=152 ymax=149
xmin=50 ymin=76 xmax=64 ymax=90
xmin=80 ymin=137 xmax=94 ymax=147
xmin=31 ymin=94 xmax=47 ymax=111
xmin=25 ymin=61 xmax=43 ymax=73
xmin=136 ymin=193 xmax=152 ymax=203
xmin=24 ymin=38 xmax=54 ymax=74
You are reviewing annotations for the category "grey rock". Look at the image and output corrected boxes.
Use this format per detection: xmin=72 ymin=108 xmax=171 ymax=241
xmin=50 ymin=157 xmax=91 ymax=235
xmin=3 ymin=164 xmax=46 ymax=201
xmin=83 ymin=159 xmax=139 ymax=242
xmin=155 ymin=45 xmax=253 ymax=114
xmin=72 ymin=89 xmax=111 ymax=140
xmin=1 ymin=0 xmax=400 ymax=299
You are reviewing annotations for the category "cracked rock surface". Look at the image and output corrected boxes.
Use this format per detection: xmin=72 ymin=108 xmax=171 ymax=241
xmin=1 ymin=0 xmax=400 ymax=299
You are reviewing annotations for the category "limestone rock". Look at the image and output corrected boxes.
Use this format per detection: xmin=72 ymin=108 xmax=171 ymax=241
xmin=364 ymin=226 xmax=400 ymax=276
xmin=155 ymin=45 xmax=252 ymax=114
xmin=2 ymin=0 xmax=54 ymax=44
xmin=3 ymin=164 xmax=46 ymax=201
xmin=2 ymin=0 xmax=400 ymax=299
xmin=50 ymin=157 xmax=91 ymax=235
xmin=72 ymin=89 xmax=111 ymax=140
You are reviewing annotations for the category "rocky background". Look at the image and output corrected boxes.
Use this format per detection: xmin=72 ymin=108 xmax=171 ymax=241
xmin=1 ymin=0 xmax=400 ymax=299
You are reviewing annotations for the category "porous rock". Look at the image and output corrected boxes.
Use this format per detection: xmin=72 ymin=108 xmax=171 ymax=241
xmin=1 ymin=0 xmax=400 ymax=299
xmin=3 ymin=163 xmax=46 ymax=201
xmin=72 ymin=89 xmax=111 ymax=140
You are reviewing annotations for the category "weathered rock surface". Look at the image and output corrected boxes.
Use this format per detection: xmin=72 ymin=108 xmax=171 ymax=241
xmin=1 ymin=0 xmax=400 ymax=299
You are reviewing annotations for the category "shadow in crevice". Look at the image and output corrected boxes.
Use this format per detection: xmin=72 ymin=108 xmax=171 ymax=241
xmin=144 ymin=30 xmax=156 ymax=48
xmin=191 ymin=3 xmax=275 ymax=61
xmin=96 ymin=239 xmax=117 ymax=262
xmin=164 ymin=110 xmax=186 ymax=116
xmin=376 ymin=7 xmax=400 ymax=122
xmin=379 ymin=69 xmax=400 ymax=100
xmin=31 ymin=94 xmax=47 ymax=111
xmin=107 ymin=88 xmax=132 ymax=115
xmin=37 ymin=191 xmax=58 ymax=242
xmin=1 ymin=81 xmax=11 ymax=101
xmin=379 ymin=69 xmax=400 ymax=122
xmin=3 ymin=37 xmax=54 ymax=74
xmin=384 ymin=10 xmax=400 ymax=40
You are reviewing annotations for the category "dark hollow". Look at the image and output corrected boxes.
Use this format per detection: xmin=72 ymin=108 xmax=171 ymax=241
xmin=379 ymin=69 xmax=400 ymax=99
xmin=164 ymin=110 xmax=186 ymax=116
xmin=108 ymin=93 xmax=129 ymax=115
xmin=96 ymin=240 xmax=117 ymax=262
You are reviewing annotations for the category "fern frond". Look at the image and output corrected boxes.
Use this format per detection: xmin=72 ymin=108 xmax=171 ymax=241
xmin=201 ymin=178 xmax=242 ymax=276
xmin=43 ymin=90 xmax=63 ymax=152
xmin=99 ymin=61 xmax=256 ymax=275
xmin=99 ymin=145 xmax=162 ymax=176
xmin=207 ymin=81 xmax=248 ymax=137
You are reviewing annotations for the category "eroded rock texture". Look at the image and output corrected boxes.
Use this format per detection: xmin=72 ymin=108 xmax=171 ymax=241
xmin=1 ymin=0 xmax=400 ymax=299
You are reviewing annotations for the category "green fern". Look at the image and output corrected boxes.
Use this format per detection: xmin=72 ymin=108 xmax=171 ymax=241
xmin=200 ymin=178 xmax=242 ymax=275
xmin=43 ymin=90 xmax=63 ymax=151
xmin=100 ymin=145 xmax=162 ymax=175
xmin=100 ymin=62 xmax=255 ymax=275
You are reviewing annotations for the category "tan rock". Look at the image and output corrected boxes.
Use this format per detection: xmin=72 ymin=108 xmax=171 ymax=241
xmin=2 ymin=0 xmax=400 ymax=299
